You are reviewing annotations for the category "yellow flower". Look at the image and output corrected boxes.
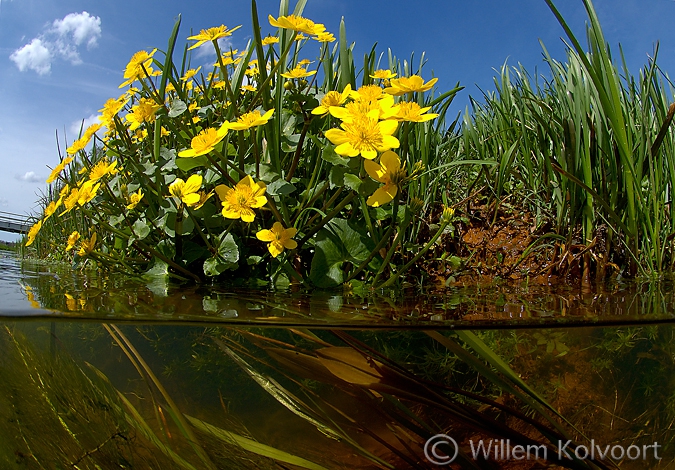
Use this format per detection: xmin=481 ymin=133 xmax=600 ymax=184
xmin=181 ymin=66 xmax=202 ymax=81
xmin=126 ymin=189 xmax=144 ymax=210
xmin=44 ymin=199 xmax=62 ymax=219
xmin=370 ymin=69 xmax=396 ymax=80
xmin=187 ymin=25 xmax=242 ymax=50
xmin=256 ymin=222 xmax=297 ymax=257
xmin=384 ymin=75 xmax=438 ymax=96
xmin=364 ymin=151 xmax=406 ymax=207
xmin=441 ymin=206 xmax=455 ymax=224
xmin=215 ymin=175 xmax=267 ymax=223
xmin=262 ymin=35 xmax=279 ymax=46
xmin=268 ymin=14 xmax=326 ymax=36
xmin=126 ymin=98 xmax=161 ymax=131
xmin=281 ymin=65 xmax=316 ymax=79
xmin=394 ymin=101 xmax=439 ymax=123
xmin=88 ymin=159 xmax=118 ymax=182
xmin=25 ymin=220 xmax=42 ymax=247
xmin=193 ymin=190 xmax=214 ymax=210
xmin=178 ymin=123 xmax=230 ymax=157
xmin=46 ymin=156 xmax=74 ymax=183
xmin=240 ymin=84 xmax=257 ymax=94
xmin=60 ymin=187 xmax=80 ymax=215
xmin=83 ymin=122 xmax=103 ymax=141
xmin=324 ymin=113 xmax=399 ymax=160
xmin=99 ymin=97 xmax=127 ymax=127
xmin=119 ymin=49 xmax=157 ymax=88
xmin=78 ymin=232 xmax=97 ymax=256
xmin=66 ymin=136 xmax=89 ymax=154
xmin=352 ymin=84 xmax=384 ymax=102
xmin=311 ymin=84 xmax=352 ymax=116
xmin=66 ymin=231 xmax=80 ymax=251
xmin=329 ymin=92 xmax=397 ymax=122
xmin=228 ymin=109 xmax=274 ymax=131
xmin=26 ymin=288 xmax=40 ymax=309
xmin=77 ymin=180 xmax=101 ymax=206
xmin=169 ymin=174 xmax=203 ymax=207
xmin=313 ymin=32 xmax=336 ymax=43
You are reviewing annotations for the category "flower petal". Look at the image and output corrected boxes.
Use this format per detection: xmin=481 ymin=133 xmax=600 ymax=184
xmin=364 ymin=159 xmax=386 ymax=183
xmin=367 ymin=184 xmax=397 ymax=207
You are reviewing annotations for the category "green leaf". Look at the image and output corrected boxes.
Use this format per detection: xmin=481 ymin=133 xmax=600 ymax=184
xmin=132 ymin=218 xmax=150 ymax=240
xmin=309 ymin=218 xmax=374 ymax=288
xmin=322 ymin=146 xmax=350 ymax=167
xmin=267 ymin=179 xmax=297 ymax=196
xmin=176 ymin=155 xmax=209 ymax=171
xmin=358 ymin=178 xmax=380 ymax=198
xmin=217 ymin=232 xmax=239 ymax=264
xmin=182 ymin=240 xmax=210 ymax=265
xmin=109 ymin=214 xmax=125 ymax=227
xmin=329 ymin=165 xmax=347 ymax=188
xmin=343 ymin=173 xmax=362 ymax=192
xmin=168 ymin=99 xmax=188 ymax=117
xmin=203 ymin=256 xmax=235 ymax=277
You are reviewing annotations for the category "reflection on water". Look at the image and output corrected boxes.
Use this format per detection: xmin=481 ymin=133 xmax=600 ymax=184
xmin=4 ymin=250 xmax=675 ymax=329
xmin=1 ymin=249 xmax=675 ymax=468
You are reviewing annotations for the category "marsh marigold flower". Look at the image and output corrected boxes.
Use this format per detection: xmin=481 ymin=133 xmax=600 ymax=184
xmin=215 ymin=175 xmax=267 ymax=223
xmin=66 ymin=231 xmax=80 ymax=252
xmin=325 ymin=113 xmax=399 ymax=160
xmin=88 ymin=159 xmax=118 ymax=182
xmin=256 ymin=222 xmax=297 ymax=257
xmin=25 ymin=220 xmax=42 ymax=247
xmin=394 ymin=102 xmax=439 ymax=123
xmin=126 ymin=189 xmax=144 ymax=210
xmin=99 ymin=97 xmax=127 ymax=128
xmin=178 ymin=123 xmax=230 ymax=157
xmin=46 ymin=157 xmax=74 ymax=183
xmin=77 ymin=180 xmax=101 ymax=206
xmin=119 ymin=49 xmax=157 ymax=88
xmin=228 ymin=109 xmax=274 ymax=131
xmin=60 ymin=187 xmax=80 ymax=216
xmin=187 ymin=25 xmax=242 ymax=50
xmin=262 ymin=35 xmax=279 ymax=46
xmin=313 ymin=32 xmax=336 ymax=43
xmin=384 ymin=75 xmax=438 ymax=96
xmin=126 ymin=98 xmax=161 ymax=131
xmin=330 ymin=92 xmax=397 ymax=122
xmin=364 ymin=150 xmax=406 ymax=207
xmin=370 ymin=69 xmax=396 ymax=80
xmin=78 ymin=232 xmax=97 ymax=257
xmin=268 ymin=14 xmax=326 ymax=36
xmin=44 ymin=199 xmax=62 ymax=219
xmin=311 ymin=84 xmax=352 ymax=116
xmin=169 ymin=174 xmax=203 ymax=207
xmin=181 ymin=67 xmax=202 ymax=82
xmin=281 ymin=65 xmax=316 ymax=79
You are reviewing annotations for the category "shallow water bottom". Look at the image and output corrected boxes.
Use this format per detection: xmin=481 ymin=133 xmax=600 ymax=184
xmin=1 ymin=320 xmax=673 ymax=469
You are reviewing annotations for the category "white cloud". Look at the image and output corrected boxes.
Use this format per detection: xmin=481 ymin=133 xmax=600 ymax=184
xmin=193 ymin=37 xmax=234 ymax=60
xmin=69 ymin=113 xmax=99 ymax=136
xmin=10 ymin=38 xmax=52 ymax=75
xmin=51 ymin=12 xmax=101 ymax=64
xmin=10 ymin=11 xmax=101 ymax=74
xmin=15 ymin=171 xmax=42 ymax=183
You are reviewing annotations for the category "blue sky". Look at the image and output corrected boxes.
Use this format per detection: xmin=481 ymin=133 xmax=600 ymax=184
xmin=1 ymin=0 xmax=674 ymax=241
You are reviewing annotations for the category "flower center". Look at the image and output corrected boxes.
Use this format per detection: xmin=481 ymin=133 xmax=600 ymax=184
xmin=345 ymin=117 xmax=382 ymax=151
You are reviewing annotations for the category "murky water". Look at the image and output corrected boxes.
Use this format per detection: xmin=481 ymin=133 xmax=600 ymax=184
xmin=1 ymin=249 xmax=675 ymax=469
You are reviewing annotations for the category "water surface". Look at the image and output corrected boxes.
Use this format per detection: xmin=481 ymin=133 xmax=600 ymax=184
xmin=1 ymin=249 xmax=674 ymax=469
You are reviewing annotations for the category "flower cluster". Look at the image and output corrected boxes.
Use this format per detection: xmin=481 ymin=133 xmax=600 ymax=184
xmin=27 ymin=3 xmax=455 ymax=288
